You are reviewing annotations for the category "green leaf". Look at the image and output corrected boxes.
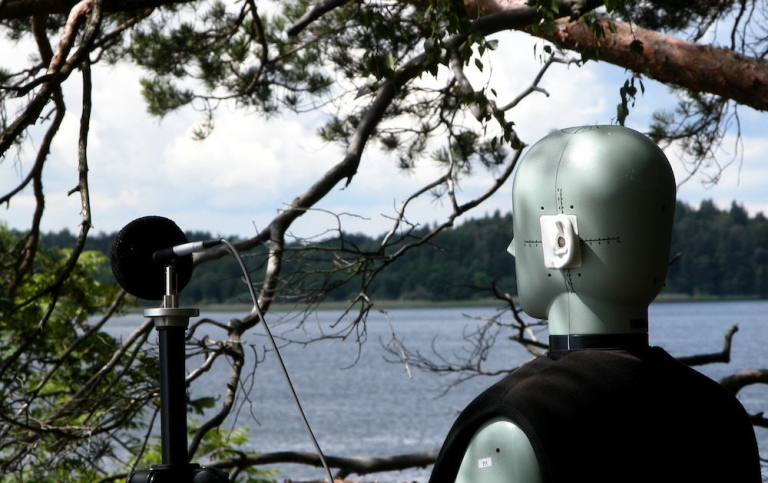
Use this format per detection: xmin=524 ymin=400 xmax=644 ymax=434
xmin=189 ymin=396 xmax=217 ymax=415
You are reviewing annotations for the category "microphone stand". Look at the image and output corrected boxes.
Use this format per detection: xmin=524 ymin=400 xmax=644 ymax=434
xmin=127 ymin=262 xmax=230 ymax=483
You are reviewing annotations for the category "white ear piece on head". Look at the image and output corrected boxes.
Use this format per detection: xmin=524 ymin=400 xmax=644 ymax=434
xmin=540 ymin=214 xmax=581 ymax=269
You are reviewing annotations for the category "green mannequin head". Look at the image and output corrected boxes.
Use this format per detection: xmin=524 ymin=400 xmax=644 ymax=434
xmin=508 ymin=125 xmax=676 ymax=348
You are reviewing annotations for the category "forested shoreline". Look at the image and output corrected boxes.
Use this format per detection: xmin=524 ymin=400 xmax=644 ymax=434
xmin=40 ymin=199 xmax=768 ymax=305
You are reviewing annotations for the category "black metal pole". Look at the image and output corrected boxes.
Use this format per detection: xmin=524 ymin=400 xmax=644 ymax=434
xmin=158 ymin=325 xmax=189 ymax=468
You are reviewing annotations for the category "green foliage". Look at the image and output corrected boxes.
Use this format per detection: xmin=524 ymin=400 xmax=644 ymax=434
xmin=0 ymin=226 xmax=154 ymax=481
xmin=530 ymin=0 xmax=560 ymax=36
xmin=191 ymin=424 xmax=277 ymax=482
xmin=120 ymin=0 xmax=517 ymax=178
xmin=616 ymin=76 xmax=644 ymax=125
xmin=432 ymin=129 xmax=508 ymax=174
xmin=43 ymin=200 xmax=768 ymax=307
xmin=135 ymin=423 xmax=277 ymax=482
xmin=0 ymin=226 xmax=280 ymax=481
xmin=141 ymin=77 xmax=195 ymax=117
xmin=666 ymin=200 xmax=768 ymax=298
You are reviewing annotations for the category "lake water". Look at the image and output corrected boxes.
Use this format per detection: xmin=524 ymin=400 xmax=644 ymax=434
xmin=105 ymin=300 xmax=768 ymax=482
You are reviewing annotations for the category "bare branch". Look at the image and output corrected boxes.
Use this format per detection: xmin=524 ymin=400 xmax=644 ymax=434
xmin=287 ymin=0 xmax=352 ymax=37
xmin=207 ymin=449 xmax=439 ymax=479
xmin=676 ymin=324 xmax=738 ymax=366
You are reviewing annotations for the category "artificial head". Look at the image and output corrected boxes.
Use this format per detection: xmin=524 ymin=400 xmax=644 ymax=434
xmin=509 ymin=125 xmax=676 ymax=348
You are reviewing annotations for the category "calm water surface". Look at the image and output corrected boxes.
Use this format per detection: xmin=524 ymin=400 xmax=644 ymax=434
xmin=106 ymin=300 xmax=768 ymax=482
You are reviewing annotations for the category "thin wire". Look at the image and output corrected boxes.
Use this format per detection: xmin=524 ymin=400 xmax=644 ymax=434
xmin=219 ymin=238 xmax=335 ymax=483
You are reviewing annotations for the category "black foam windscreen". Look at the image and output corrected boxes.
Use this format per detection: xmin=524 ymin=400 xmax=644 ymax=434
xmin=110 ymin=216 xmax=194 ymax=300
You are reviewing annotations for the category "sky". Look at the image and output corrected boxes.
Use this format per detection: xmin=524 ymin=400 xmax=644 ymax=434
xmin=1 ymin=28 xmax=766 ymax=241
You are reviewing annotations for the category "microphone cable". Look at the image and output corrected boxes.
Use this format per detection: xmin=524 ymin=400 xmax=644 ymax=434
xmin=219 ymin=238 xmax=335 ymax=483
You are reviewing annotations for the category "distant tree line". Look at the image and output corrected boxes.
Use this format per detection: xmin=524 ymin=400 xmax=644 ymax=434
xmin=667 ymin=200 xmax=768 ymax=297
xmin=39 ymin=199 xmax=768 ymax=305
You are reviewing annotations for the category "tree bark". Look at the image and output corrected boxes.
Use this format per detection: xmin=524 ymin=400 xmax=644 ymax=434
xmin=466 ymin=1 xmax=768 ymax=112
xmin=535 ymin=15 xmax=768 ymax=112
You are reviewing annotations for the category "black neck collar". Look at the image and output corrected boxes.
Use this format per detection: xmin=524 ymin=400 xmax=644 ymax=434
xmin=549 ymin=333 xmax=648 ymax=352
